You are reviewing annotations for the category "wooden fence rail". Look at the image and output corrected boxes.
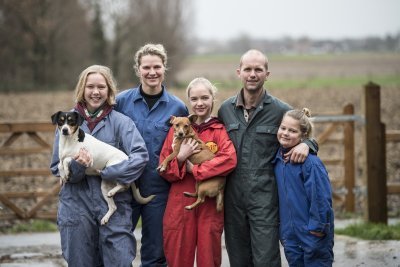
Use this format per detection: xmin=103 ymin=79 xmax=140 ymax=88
xmin=0 ymin=102 xmax=399 ymax=221
xmin=0 ymin=122 xmax=59 ymax=220
xmin=314 ymin=103 xmax=355 ymax=212
xmin=386 ymin=130 xmax=400 ymax=194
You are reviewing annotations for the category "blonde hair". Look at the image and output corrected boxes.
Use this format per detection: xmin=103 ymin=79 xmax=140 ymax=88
xmin=133 ymin=43 xmax=168 ymax=77
xmin=284 ymin=108 xmax=313 ymax=139
xmin=74 ymin=65 xmax=117 ymax=105
xmin=186 ymin=77 xmax=217 ymax=112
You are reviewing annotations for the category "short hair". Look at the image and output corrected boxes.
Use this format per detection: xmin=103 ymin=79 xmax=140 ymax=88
xmin=239 ymin=49 xmax=269 ymax=71
xmin=74 ymin=65 xmax=117 ymax=106
xmin=284 ymin=108 xmax=313 ymax=139
xmin=133 ymin=43 xmax=168 ymax=77
xmin=186 ymin=77 xmax=218 ymax=112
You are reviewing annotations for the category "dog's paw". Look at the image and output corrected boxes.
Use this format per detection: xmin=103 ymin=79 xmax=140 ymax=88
xmin=100 ymin=216 xmax=109 ymax=225
xmin=156 ymin=165 xmax=166 ymax=173
xmin=60 ymin=176 xmax=69 ymax=185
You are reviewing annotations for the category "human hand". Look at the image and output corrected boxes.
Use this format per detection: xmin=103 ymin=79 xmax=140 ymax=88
xmin=73 ymin=147 xmax=93 ymax=167
xmin=310 ymin=231 xmax=325 ymax=237
xmin=284 ymin=142 xmax=309 ymax=163
xmin=177 ymin=138 xmax=201 ymax=163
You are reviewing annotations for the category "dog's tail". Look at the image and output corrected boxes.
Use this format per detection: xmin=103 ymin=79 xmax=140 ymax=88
xmin=131 ymin=184 xmax=156 ymax=204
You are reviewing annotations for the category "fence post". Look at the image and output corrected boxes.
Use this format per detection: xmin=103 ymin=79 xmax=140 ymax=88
xmin=343 ymin=103 xmax=355 ymax=212
xmin=362 ymin=82 xmax=387 ymax=224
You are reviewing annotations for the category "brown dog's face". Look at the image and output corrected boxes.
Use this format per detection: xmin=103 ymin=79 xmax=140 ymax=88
xmin=170 ymin=116 xmax=192 ymax=138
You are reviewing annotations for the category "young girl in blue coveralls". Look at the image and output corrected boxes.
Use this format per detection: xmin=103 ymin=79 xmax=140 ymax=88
xmin=50 ymin=65 xmax=149 ymax=267
xmin=274 ymin=108 xmax=334 ymax=267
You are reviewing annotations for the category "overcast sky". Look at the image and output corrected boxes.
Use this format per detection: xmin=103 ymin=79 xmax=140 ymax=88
xmin=192 ymin=0 xmax=400 ymax=40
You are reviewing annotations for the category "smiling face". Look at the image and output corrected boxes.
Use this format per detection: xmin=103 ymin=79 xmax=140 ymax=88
xmin=138 ymin=54 xmax=165 ymax=94
xmin=84 ymin=73 xmax=109 ymax=113
xmin=277 ymin=115 xmax=303 ymax=149
xmin=188 ymin=83 xmax=214 ymax=124
xmin=237 ymin=50 xmax=270 ymax=94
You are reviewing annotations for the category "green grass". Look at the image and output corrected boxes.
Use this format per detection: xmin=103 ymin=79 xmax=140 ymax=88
xmin=178 ymin=74 xmax=400 ymax=91
xmin=182 ymin=52 xmax=400 ymax=91
xmin=188 ymin=51 xmax=399 ymax=63
xmin=268 ymin=74 xmax=400 ymax=90
xmin=2 ymin=219 xmax=58 ymax=234
xmin=2 ymin=219 xmax=400 ymax=241
xmin=1 ymin=218 xmax=143 ymax=234
xmin=335 ymin=222 xmax=400 ymax=240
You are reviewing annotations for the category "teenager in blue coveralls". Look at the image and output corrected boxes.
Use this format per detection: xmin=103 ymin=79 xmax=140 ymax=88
xmin=50 ymin=65 xmax=149 ymax=267
xmin=115 ymin=43 xmax=188 ymax=266
xmin=274 ymin=108 xmax=334 ymax=267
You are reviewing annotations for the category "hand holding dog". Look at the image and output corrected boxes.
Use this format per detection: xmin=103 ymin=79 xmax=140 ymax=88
xmin=73 ymin=147 xmax=93 ymax=167
xmin=177 ymin=138 xmax=200 ymax=165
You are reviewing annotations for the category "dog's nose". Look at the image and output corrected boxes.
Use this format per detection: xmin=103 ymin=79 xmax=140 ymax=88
xmin=62 ymin=128 xmax=69 ymax=135
xmin=178 ymin=132 xmax=184 ymax=137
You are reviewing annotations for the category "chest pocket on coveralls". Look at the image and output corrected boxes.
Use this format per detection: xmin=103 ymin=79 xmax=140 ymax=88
xmin=226 ymin=123 xmax=240 ymax=148
xmin=154 ymin=123 xmax=170 ymax=157
xmin=255 ymin=125 xmax=278 ymax=148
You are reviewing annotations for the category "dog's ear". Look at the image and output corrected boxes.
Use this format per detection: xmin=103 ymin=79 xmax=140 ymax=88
xmin=51 ymin=111 xmax=62 ymax=125
xmin=188 ymin=114 xmax=198 ymax=123
xmin=75 ymin=112 xmax=85 ymax=126
xmin=169 ymin=115 xmax=176 ymax=124
xmin=78 ymin=128 xmax=85 ymax=142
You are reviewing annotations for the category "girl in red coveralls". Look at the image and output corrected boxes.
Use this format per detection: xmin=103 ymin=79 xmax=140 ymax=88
xmin=159 ymin=77 xmax=237 ymax=267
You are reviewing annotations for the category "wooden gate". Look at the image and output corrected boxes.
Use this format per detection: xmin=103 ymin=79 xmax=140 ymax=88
xmin=0 ymin=122 xmax=59 ymax=220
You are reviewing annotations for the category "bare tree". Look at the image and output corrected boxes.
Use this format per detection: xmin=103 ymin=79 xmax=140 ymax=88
xmin=0 ymin=0 xmax=91 ymax=91
xmin=0 ymin=0 xmax=191 ymax=91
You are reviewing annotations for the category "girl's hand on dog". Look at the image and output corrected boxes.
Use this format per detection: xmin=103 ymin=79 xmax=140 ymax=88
xmin=177 ymin=138 xmax=200 ymax=164
xmin=74 ymin=147 xmax=93 ymax=167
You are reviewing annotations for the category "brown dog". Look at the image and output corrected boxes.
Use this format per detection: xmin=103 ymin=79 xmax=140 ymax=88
xmin=157 ymin=115 xmax=225 ymax=212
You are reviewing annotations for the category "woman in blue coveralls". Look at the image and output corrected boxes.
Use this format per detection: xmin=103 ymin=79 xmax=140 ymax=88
xmin=274 ymin=108 xmax=334 ymax=267
xmin=50 ymin=65 xmax=149 ymax=267
xmin=115 ymin=43 xmax=188 ymax=266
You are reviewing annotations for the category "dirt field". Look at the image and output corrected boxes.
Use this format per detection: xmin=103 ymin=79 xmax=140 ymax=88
xmin=0 ymin=52 xmax=399 ymax=220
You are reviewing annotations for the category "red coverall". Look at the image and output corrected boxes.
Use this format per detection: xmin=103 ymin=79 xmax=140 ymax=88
xmin=159 ymin=118 xmax=237 ymax=267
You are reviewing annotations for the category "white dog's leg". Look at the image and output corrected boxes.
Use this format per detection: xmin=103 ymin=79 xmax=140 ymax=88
xmin=107 ymin=183 xmax=129 ymax=198
xmin=100 ymin=181 xmax=117 ymax=225
xmin=59 ymin=158 xmax=72 ymax=184
xmin=63 ymin=157 xmax=72 ymax=176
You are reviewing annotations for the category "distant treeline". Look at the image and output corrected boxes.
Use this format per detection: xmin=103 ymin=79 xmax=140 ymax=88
xmin=194 ymin=34 xmax=400 ymax=55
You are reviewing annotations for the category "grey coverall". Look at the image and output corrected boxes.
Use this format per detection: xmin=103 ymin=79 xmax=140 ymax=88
xmin=50 ymin=110 xmax=149 ymax=267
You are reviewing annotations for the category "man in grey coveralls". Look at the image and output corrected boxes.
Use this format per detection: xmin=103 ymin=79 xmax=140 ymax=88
xmin=218 ymin=49 xmax=318 ymax=267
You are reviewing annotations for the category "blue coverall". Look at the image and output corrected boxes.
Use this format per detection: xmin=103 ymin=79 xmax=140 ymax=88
xmin=274 ymin=148 xmax=334 ymax=267
xmin=115 ymin=85 xmax=188 ymax=266
xmin=50 ymin=110 xmax=149 ymax=267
